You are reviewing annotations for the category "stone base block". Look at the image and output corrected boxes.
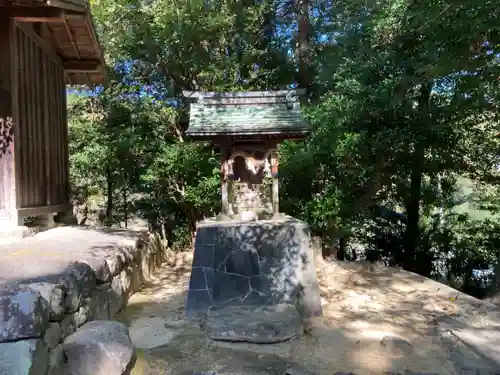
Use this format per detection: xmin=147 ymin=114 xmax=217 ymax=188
xmin=185 ymin=216 xmax=322 ymax=319
xmin=206 ymin=304 xmax=303 ymax=343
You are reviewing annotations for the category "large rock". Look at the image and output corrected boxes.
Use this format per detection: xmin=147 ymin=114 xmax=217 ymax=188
xmin=206 ymin=304 xmax=303 ymax=343
xmin=120 ymin=269 xmax=132 ymax=303
xmin=73 ymin=288 xmax=109 ymax=326
xmin=43 ymin=322 xmax=62 ymax=349
xmin=63 ymin=320 xmax=135 ymax=375
xmin=83 ymin=257 xmax=112 ymax=283
xmin=128 ymin=263 xmax=141 ymax=295
xmin=26 ymin=282 xmax=66 ymax=321
xmin=108 ymin=277 xmax=125 ymax=317
xmin=0 ymin=286 xmax=49 ymax=342
xmin=46 ymin=344 xmax=65 ymax=375
xmin=0 ymin=339 xmax=48 ymax=375
xmin=60 ymin=275 xmax=82 ymax=314
xmin=89 ymin=284 xmax=111 ymax=320
xmin=118 ymin=246 xmax=137 ymax=265
xmin=106 ymin=255 xmax=123 ymax=277
xmin=59 ymin=313 xmax=77 ymax=340
xmin=68 ymin=262 xmax=96 ymax=298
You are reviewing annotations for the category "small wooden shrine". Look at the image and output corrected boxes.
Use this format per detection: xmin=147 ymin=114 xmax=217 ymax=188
xmin=0 ymin=0 xmax=106 ymax=229
xmin=183 ymin=90 xmax=309 ymax=220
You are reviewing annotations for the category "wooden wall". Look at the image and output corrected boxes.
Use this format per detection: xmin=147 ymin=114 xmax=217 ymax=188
xmin=10 ymin=23 xmax=70 ymax=217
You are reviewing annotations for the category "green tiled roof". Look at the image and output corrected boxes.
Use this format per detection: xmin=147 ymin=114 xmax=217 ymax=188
xmin=183 ymin=91 xmax=309 ymax=138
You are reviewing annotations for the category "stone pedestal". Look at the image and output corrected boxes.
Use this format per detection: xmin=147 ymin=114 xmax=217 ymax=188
xmin=185 ymin=216 xmax=322 ymax=319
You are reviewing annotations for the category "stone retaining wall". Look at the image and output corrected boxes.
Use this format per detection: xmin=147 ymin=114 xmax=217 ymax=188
xmin=0 ymin=227 xmax=167 ymax=375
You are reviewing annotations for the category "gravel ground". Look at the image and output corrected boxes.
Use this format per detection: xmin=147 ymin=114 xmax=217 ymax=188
xmin=119 ymin=253 xmax=500 ymax=375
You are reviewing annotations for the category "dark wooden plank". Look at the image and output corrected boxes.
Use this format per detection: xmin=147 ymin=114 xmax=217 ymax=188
xmin=45 ymin=60 xmax=51 ymax=205
xmin=8 ymin=6 xmax=78 ymax=23
xmin=32 ymin=39 xmax=38 ymax=206
xmin=49 ymin=60 xmax=58 ymax=205
xmin=24 ymin=29 xmax=31 ymax=207
xmin=55 ymin=63 xmax=64 ymax=204
xmin=16 ymin=23 xmax=62 ymax=68
xmin=61 ymin=71 xmax=70 ymax=204
xmin=48 ymin=60 xmax=54 ymax=204
xmin=53 ymin=61 xmax=61 ymax=205
xmin=20 ymin=27 xmax=30 ymax=207
xmin=42 ymin=53 xmax=52 ymax=206
xmin=55 ymin=64 xmax=63 ymax=204
xmin=32 ymin=38 xmax=40 ymax=206
xmin=27 ymin=30 xmax=37 ymax=207
xmin=50 ymin=60 xmax=57 ymax=205
xmin=12 ymin=22 xmax=21 ymax=211
xmin=35 ymin=42 xmax=45 ymax=206
xmin=59 ymin=65 xmax=64 ymax=202
xmin=63 ymin=59 xmax=101 ymax=73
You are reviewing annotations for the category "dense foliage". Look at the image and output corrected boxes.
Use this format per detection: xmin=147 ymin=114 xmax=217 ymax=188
xmin=69 ymin=0 xmax=500 ymax=298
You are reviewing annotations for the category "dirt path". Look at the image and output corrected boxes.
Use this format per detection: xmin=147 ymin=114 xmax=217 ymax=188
xmin=118 ymin=253 xmax=499 ymax=375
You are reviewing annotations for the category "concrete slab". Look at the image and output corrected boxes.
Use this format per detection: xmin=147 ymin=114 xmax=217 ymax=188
xmin=450 ymin=328 xmax=500 ymax=368
xmin=437 ymin=315 xmax=500 ymax=368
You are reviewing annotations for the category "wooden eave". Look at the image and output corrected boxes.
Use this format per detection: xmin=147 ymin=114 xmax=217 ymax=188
xmin=187 ymin=132 xmax=310 ymax=143
xmin=6 ymin=0 xmax=106 ymax=86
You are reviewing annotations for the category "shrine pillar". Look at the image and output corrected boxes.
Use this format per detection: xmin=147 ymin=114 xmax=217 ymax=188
xmin=270 ymin=149 xmax=279 ymax=214
xmin=220 ymin=145 xmax=229 ymax=215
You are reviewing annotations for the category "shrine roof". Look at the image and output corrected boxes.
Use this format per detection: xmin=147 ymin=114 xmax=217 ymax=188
xmin=182 ymin=90 xmax=310 ymax=139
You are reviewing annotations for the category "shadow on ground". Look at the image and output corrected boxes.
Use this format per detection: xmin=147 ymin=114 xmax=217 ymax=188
xmin=116 ymin=253 xmax=500 ymax=375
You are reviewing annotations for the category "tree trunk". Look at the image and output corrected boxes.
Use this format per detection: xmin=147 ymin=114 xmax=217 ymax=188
xmin=297 ymin=0 xmax=312 ymax=95
xmin=122 ymin=171 xmax=128 ymax=229
xmin=79 ymin=203 xmax=89 ymax=226
xmin=337 ymin=237 xmax=346 ymax=261
xmin=403 ymin=82 xmax=431 ymax=272
xmin=259 ymin=0 xmax=275 ymax=74
xmin=404 ymin=160 xmax=423 ymax=272
xmin=106 ymin=165 xmax=113 ymax=226
xmin=122 ymin=186 xmax=128 ymax=229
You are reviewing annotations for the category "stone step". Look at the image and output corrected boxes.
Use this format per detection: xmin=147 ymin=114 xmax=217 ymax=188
xmin=206 ymin=304 xmax=303 ymax=344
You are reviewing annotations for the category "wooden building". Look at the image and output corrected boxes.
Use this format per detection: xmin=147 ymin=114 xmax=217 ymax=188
xmin=183 ymin=90 xmax=309 ymax=221
xmin=0 ymin=0 xmax=105 ymax=230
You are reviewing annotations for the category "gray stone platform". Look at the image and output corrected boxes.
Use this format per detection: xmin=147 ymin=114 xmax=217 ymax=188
xmin=185 ymin=216 xmax=322 ymax=319
xmin=0 ymin=225 xmax=166 ymax=375
xmin=0 ymin=226 xmax=144 ymax=286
